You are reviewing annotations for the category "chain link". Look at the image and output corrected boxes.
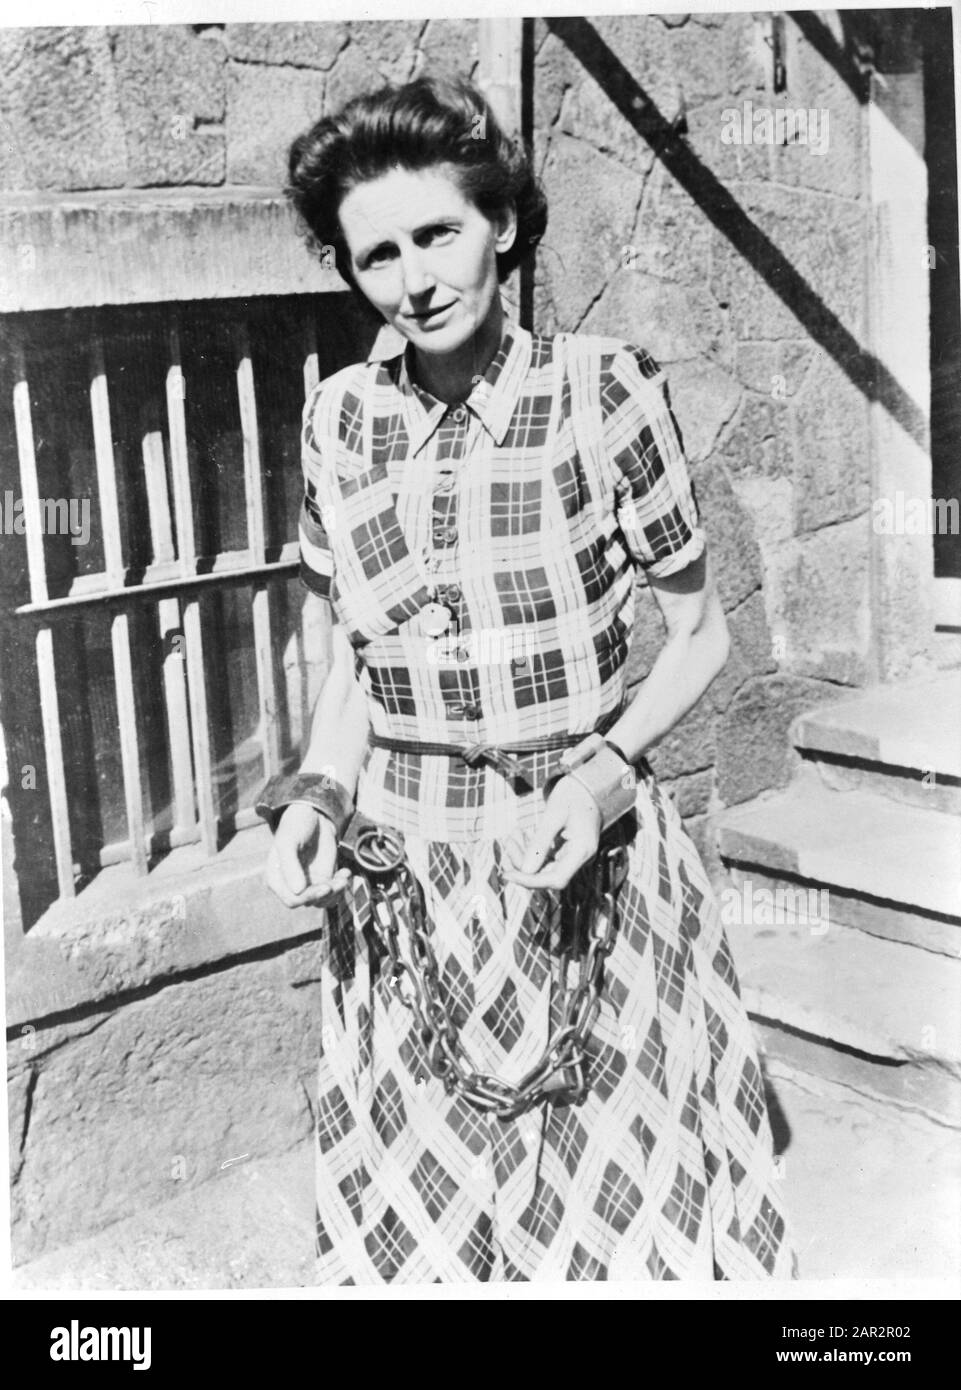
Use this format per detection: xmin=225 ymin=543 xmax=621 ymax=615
xmin=344 ymin=820 xmax=630 ymax=1121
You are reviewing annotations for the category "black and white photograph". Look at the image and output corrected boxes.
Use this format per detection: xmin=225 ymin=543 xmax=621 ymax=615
xmin=0 ymin=0 xmax=958 ymax=1309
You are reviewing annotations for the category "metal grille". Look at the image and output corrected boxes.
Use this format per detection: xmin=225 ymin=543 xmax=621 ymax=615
xmin=0 ymin=293 xmax=372 ymax=922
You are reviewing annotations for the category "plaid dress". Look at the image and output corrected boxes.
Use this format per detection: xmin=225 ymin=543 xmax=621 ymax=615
xmin=298 ymin=322 xmax=795 ymax=1282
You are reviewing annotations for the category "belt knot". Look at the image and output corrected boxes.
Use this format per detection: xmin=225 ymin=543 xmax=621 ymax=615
xmin=458 ymin=742 xmax=527 ymax=781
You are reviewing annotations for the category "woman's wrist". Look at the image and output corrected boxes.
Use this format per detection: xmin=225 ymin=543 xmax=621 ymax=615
xmin=601 ymin=736 xmax=632 ymax=766
xmin=549 ymin=742 xmax=638 ymax=831
xmin=255 ymin=771 xmax=354 ymax=836
xmin=602 ymin=720 xmax=647 ymax=766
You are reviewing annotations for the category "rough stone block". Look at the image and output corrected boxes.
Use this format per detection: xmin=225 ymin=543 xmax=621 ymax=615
xmin=781 ymin=342 xmax=817 ymax=393
xmin=592 ymin=13 xmax=685 ymax=129
xmin=770 ymin=39 xmax=866 ymax=200
xmin=0 ymin=27 xmax=127 ymax=191
xmin=227 ymin=61 xmax=325 ymax=185
xmin=649 ymin=701 xmax=716 ymax=781
xmin=111 ymin=25 xmax=225 ymax=188
xmin=734 ymin=341 xmax=778 ymax=394
xmin=726 ymin=588 xmax=778 ymax=682
xmin=732 ymin=119 xmax=779 ymax=182
xmin=539 ymin=134 xmax=644 ymax=331
xmin=661 ymin=767 xmax=713 ymax=819
xmin=346 ymin=20 xmax=422 ymax=85
xmin=224 ymin=22 xmax=347 ymax=70
xmin=7 ymin=1065 xmax=31 ymax=1188
xmin=323 ymin=41 xmax=384 ymax=115
xmin=415 ymin=20 xmax=478 ymax=80
xmin=582 ymin=272 xmax=730 ymax=367
xmin=10 ymin=1144 xmax=318 ymax=1289
xmin=718 ymin=390 xmax=793 ymax=480
xmin=715 ymin=673 xmax=837 ymax=805
xmin=729 ymin=475 xmax=795 ymax=553
xmin=533 ymin=29 xmax=579 ymax=174
xmin=627 ymin=175 xmax=714 ymax=286
xmin=710 ymin=186 xmax=868 ymax=344
xmin=556 ymin=62 xmax=658 ymax=177
xmin=9 ymin=954 xmax=318 ymax=1263
xmin=761 ymin=517 xmax=872 ymax=684
xmin=792 ymin=353 xmax=872 ymax=533
xmin=668 ymin=21 xmax=733 ymax=104
xmin=691 ymin=459 xmax=764 ymax=611
xmin=735 ymin=340 xmax=814 ymax=397
xmin=667 ymin=359 xmax=742 ymax=463
xmin=682 ymin=97 xmax=750 ymax=185
xmin=712 ymin=11 xmax=770 ymax=96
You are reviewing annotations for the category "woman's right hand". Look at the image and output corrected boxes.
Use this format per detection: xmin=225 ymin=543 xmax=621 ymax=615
xmin=264 ymin=803 xmax=351 ymax=909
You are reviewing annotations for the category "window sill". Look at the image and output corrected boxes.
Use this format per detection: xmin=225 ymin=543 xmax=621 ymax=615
xmin=0 ymin=186 xmax=347 ymax=311
xmin=6 ymin=821 xmax=324 ymax=1029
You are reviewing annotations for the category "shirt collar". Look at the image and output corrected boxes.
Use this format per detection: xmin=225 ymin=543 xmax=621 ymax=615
xmin=384 ymin=317 xmax=532 ymax=456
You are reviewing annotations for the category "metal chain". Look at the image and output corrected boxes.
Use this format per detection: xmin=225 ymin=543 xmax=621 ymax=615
xmin=345 ymin=820 xmax=630 ymax=1121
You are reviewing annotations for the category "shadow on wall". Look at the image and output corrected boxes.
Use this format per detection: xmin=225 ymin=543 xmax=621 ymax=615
xmin=545 ymin=15 xmax=927 ymax=452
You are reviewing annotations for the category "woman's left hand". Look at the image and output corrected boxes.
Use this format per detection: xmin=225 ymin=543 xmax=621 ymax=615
xmin=501 ymin=775 xmax=602 ymax=891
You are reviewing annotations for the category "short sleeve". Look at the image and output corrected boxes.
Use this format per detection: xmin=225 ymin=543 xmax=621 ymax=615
xmin=601 ymin=344 xmax=705 ymax=578
xmin=298 ymin=388 xmax=335 ymax=599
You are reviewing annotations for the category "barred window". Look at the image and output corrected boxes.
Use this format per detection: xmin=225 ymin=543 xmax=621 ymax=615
xmin=0 ymin=294 xmax=372 ymax=927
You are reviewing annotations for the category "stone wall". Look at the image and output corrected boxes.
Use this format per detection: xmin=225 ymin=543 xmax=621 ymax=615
xmin=0 ymin=21 xmax=478 ymax=192
xmin=8 ymin=935 xmax=324 ymax=1262
xmin=2 ymin=15 xmax=911 ymax=1261
xmin=531 ymin=12 xmax=879 ymax=868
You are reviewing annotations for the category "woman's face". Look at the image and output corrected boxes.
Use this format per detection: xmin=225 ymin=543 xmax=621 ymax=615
xmin=338 ymin=164 xmax=517 ymax=359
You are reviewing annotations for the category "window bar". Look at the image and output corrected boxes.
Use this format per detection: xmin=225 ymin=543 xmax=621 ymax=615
xmin=91 ymin=336 xmax=148 ymax=876
xmin=141 ymin=424 xmax=196 ymax=844
xmin=303 ymin=309 xmax=320 ymax=397
xmin=11 ymin=336 xmax=75 ymax=898
xmin=14 ymin=551 xmax=299 ymax=616
xmin=236 ymin=321 xmax=282 ymax=777
xmin=291 ymin=598 xmax=310 ymax=761
xmin=167 ymin=317 xmax=217 ymax=856
xmin=35 ymin=629 xmax=75 ymax=897
xmin=299 ymin=307 xmax=320 ymax=743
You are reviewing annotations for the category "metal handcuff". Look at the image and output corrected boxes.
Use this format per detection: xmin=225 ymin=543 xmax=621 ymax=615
xmin=337 ymin=807 xmax=632 ymax=1121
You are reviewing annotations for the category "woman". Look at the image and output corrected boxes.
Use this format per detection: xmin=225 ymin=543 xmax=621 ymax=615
xmin=260 ymin=74 xmax=794 ymax=1283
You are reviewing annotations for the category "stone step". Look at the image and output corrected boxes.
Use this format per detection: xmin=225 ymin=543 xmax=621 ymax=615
xmin=717 ymin=779 xmax=961 ymax=950
xmin=793 ymin=674 xmax=961 ymax=813
xmin=722 ymin=859 xmax=957 ymax=957
xmin=722 ymin=908 xmax=961 ymax=1088
xmin=10 ymin=1145 xmax=318 ymax=1289
xmin=754 ymin=1021 xmax=961 ymax=1129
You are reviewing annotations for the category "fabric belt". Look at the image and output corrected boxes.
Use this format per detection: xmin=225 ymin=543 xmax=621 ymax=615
xmin=367 ymin=707 xmax=623 ymax=791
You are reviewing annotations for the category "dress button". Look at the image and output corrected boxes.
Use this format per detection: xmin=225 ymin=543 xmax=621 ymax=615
xmin=447 ymin=701 xmax=480 ymax=719
xmin=445 ymin=584 xmax=461 ymax=602
xmin=433 ymin=525 xmax=458 ymax=546
xmin=451 ymin=405 xmax=467 ymax=423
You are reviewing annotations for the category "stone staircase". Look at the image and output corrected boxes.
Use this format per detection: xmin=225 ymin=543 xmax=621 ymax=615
xmin=716 ymin=673 xmax=961 ymax=1127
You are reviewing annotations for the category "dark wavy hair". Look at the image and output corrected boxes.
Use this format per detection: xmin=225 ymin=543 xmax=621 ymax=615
xmin=285 ymin=75 xmax=547 ymax=289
